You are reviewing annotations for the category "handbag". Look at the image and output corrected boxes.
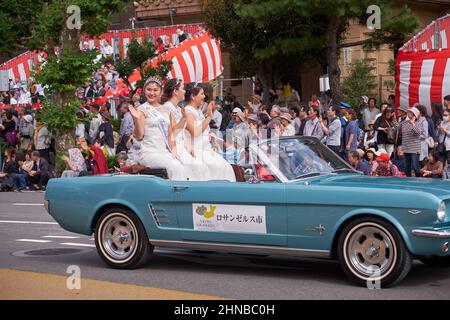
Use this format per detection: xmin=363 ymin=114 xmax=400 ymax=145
xmin=5 ymin=130 xmax=19 ymax=145
xmin=386 ymin=121 xmax=396 ymax=144
xmin=436 ymin=135 xmax=446 ymax=154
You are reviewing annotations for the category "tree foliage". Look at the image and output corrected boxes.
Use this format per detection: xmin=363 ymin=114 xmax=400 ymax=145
xmin=36 ymin=99 xmax=82 ymax=132
xmin=114 ymin=37 xmax=173 ymax=92
xmin=127 ymin=37 xmax=156 ymax=70
xmin=0 ymin=0 xmax=130 ymax=158
xmin=204 ymin=0 xmax=419 ymax=103
xmin=202 ymin=0 xmax=264 ymax=78
xmin=0 ymin=0 xmax=127 ymax=58
xmin=0 ymin=0 xmax=47 ymax=57
xmin=341 ymin=59 xmax=377 ymax=112
xmin=33 ymin=49 xmax=101 ymax=102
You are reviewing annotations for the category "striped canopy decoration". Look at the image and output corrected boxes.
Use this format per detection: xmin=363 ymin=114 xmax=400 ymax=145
xmin=396 ymin=50 xmax=450 ymax=114
xmin=128 ymin=32 xmax=223 ymax=88
xmin=396 ymin=14 xmax=450 ymax=113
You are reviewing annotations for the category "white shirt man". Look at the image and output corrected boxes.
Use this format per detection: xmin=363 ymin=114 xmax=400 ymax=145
xmin=303 ymin=108 xmax=324 ymax=140
xmin=101 ymin=41 xmax=113 ymax=57
xmin=362 ymin=106 xmax=380 ymax=130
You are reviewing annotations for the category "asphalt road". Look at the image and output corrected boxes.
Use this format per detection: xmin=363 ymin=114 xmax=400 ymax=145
xmin=1 ymin=192 xmax=450 ymax=299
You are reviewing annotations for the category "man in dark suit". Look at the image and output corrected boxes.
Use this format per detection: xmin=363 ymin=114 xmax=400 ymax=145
xmin=28 ymin=151 xmax=53 ymax=190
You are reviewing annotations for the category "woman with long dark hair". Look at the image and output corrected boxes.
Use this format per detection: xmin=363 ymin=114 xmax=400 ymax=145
xmin=184 ymin=83 xmax=236 ymax=181
xmin=374 ymin=107 xmax=397 ymax=158
xmin=162 ymin=78 xmax=209 ymax=181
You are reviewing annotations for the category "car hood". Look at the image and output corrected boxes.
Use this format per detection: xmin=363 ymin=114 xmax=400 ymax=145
xmin=310 ymin=174 xmax=450 ymax=199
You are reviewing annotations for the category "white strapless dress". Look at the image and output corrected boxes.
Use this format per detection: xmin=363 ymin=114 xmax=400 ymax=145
xmin=163 ymin=102 xmax=210 ymax=181
xmin=184 ymin=105 xmax=236 ymax=182
xmin=138 ymin=102 xmax=187 ymax=181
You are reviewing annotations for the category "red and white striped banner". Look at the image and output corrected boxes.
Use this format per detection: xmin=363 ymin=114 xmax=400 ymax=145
xmin=395 ymin=50 xmax=450 ymax=113
xmin=401 ymin=14 xmax=450 ymax=52
xmin=0 ymin=24 xmax=205 ymax=84
xmin=396 ymin=14 xmax=450 ymax=112
xmin=0 ymin=51 xmax=46 ymax=83
xmin=128 ymin=32 xmax=223 ymax=88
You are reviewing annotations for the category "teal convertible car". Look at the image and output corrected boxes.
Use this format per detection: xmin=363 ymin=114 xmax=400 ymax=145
xmin=45 ymin=137 xmax=450 ymax=287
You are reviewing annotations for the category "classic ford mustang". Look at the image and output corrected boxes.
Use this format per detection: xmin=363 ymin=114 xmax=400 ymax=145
xmin=44 ymin=136 xmax=450 ymax=287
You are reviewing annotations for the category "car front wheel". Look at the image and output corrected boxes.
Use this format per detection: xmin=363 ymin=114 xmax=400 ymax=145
xmin=95 ymin=208 xmax=153 ymax=268
xmin=337 ymin=217 xmax=412 ymax=288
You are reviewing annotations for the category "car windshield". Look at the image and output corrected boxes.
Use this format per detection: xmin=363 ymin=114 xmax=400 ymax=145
xmin=257 ymin=137 xmax=354 ymax=181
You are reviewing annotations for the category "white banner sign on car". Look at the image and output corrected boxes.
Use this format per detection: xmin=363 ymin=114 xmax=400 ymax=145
xmin=192 ymin=203 xmax=266 ymax=234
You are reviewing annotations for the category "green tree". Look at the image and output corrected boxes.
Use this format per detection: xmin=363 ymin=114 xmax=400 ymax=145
xmin=115 ymin=36 xmax=172 ymax=92
xmin=341 ymin=59 xmax=377 ymax=113
xmin=206 ymin=0 xmax=419 ymax=103
xmin=202 ymin=0 xmax=327 ymax=104
xmin=1 ymin=0 xmax=129 ymax=157
xmin=0 ymin=0 xmax=47 ymax=58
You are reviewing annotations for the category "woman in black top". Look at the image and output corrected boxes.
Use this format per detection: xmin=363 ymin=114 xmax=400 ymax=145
xmin=374 ymin=107 xmax=397 ymax=158
xmin=98 ymin=111 xmax=114 ymax=155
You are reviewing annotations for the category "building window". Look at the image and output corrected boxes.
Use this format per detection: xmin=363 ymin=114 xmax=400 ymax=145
xmin=343 ymin=48 xmax=351 ymax=66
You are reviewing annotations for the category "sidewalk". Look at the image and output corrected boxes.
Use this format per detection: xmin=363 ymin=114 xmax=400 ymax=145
xmin=0 ymin=269 xmax=228 ymax=300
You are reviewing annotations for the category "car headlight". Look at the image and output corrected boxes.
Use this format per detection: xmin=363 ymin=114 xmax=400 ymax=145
xmin=437 ymin=201 xmax=446 ymax=222
xmin=44 ymin=200 xmax=49 ymax=213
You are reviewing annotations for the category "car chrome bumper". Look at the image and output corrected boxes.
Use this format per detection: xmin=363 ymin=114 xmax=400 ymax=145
xmin=412 ymin=229 xmax=450 ymax=239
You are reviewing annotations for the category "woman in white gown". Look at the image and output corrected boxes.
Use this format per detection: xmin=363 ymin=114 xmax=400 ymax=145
xmin=129 ymin=77 xmax=187 ymax=181
xmin=184 ymin=83 xmax=236 ymax=181
xmin=162 ymin=79 xmax=210 ymax=181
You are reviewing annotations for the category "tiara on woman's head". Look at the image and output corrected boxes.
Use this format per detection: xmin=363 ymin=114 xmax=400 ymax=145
xmin=144 ymin=76 xmax=162 ymax=88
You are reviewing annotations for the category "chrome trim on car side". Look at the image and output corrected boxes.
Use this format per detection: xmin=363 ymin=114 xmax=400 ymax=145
xmin=148 ymin=204 xmax=160 ymax=226
xmin=150 ymin=239 xmax=330 ymax=257
xmin=412 ymin=229 xmax=450 ymax=239
xmin=148 ymin=204 xmax=170 ymax=226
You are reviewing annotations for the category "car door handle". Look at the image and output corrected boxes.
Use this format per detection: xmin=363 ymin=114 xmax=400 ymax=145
xmin=172 ymin=185 xmax=189 ymax=192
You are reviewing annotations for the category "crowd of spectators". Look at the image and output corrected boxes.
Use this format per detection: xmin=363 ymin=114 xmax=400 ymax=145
xmin=1 ymin=46 xmax=450 ymax=191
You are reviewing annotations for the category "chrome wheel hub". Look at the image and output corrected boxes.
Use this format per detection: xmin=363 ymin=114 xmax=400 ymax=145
xmin=347 ymin=226 xmax=394 ymax=277
xmin=101 ymin=216 xmax=137 ymax=260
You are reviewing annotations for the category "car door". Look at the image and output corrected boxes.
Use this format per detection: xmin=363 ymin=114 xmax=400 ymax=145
xmin=285 ymin=181 xmax=335 ymax=252
xmin=172 ymin=180 xmax=287 ymax=246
